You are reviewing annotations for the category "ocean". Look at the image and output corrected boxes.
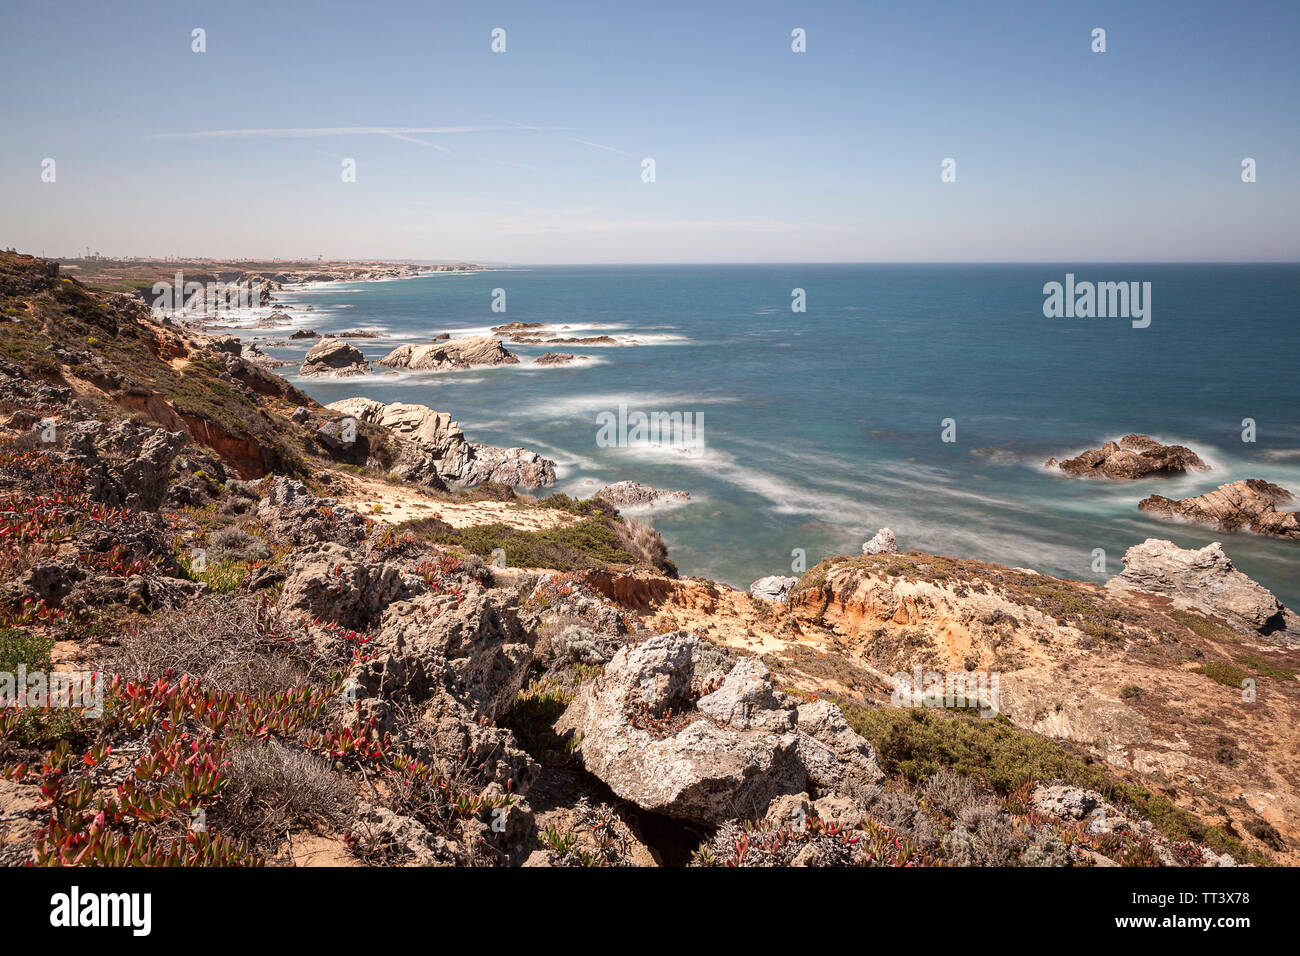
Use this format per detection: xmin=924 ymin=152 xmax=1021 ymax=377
xmin=250 ymin=263 xmax=1300 ymax=607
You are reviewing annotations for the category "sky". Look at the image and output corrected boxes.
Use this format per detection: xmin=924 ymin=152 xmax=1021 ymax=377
xmin=1 ymin=0 xmax=1297 ymax=263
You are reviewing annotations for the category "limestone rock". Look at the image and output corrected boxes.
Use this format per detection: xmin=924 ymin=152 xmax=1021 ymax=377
xmin=377 ymin=336 xmax=517 ymax=371
xmin=794 ymin=700 xmax=885 ymax=800
xmin=256 ymin=476 xmax=369 ymax=548
xmin=556 ymin=631 xmax=884 ymax=824
xmin=749 ymin=575 xmax=797 ymax=603
xmin=326 ymin=397 xmax=555 ymax=489
xmin=862 ymin=528 xmax=898 ymax=555
xmin=300 ymin=338 xmax=372 ymax=378
xmin=1139 ymin=479 xmax=1300 ymax=540
xmin=593 ymin=481 xmax=690 ymax=509
xmin=277 ymin=541 xmax=417 ymax=630
xmin=60 ymin=419 xmax=186 ymax=511
xmin=1108 ymin=538 xmax=1297 ymax=640
xmin=534 ymin=352 xmax=587 ymax=366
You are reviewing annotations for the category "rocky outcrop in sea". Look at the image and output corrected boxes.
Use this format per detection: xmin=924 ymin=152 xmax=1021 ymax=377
xmin=378 ymin=336 xmax=517 ymax=371
xmin=1046 ymin=434 xmax=1208 ymax=479
xmin=326 ymin=396 xmax=555 ymax=489
xmin=299 ymin=338 xmax=372 ymax=378
xmin=1139 ymin=478 xmax=1300 ymax=540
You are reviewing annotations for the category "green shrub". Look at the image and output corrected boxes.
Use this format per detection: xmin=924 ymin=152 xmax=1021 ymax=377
xmin=1193 ymin=661 xmax=1251 ymax=688
xmin=0 ymin=627 xmax=54 ymax=672
xmin=842 ymin=704 xmax=1265 ymax=864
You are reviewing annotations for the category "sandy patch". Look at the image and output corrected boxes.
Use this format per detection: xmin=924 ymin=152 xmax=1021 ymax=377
xmin=322 ymin=470 xmax=579 ymax=531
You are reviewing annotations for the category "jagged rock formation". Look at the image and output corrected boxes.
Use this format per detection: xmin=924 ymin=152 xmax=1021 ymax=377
xmin=593 ymin=481 xmax=690 ymax=508
xmin=862 ymin=528 xmax=897 ymax=555
xmin=1046 ymin=434 xmax=1209 ymax=479
xmin=584 ymin=544 xmax=1300 ymax=862
xmin=256 ymin=476 xmax=370 ymax=548
xmin=299 ymin=338 xmax=372 ymax=378
xmin=326 ymin=397 xmax=555 ymax=489
xmin=60 ymin=419 xmax=187 ymax=511
xmin=240 ymin=343 xmax=291 ymax=369
xmin=1108 ymin=538 xmax=1298 ymax=640
xmin=1139 ymin=479 xmax=1300 ymax=540
xmin=555 ymin=631 xmax=883 ymax=824
xmin=378 ymin=336 xmax=517 ymax=371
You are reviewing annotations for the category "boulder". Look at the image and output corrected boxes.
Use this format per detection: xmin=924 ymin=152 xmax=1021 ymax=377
xmin=277 ymin=541 xmax=416 ymax=630
xmin=240 ymin=343 xmax=291 ymax=369
xmin=359 ymin=587 xmax=532 ymax=722
xmin=1046 ymin=434 xmax=1208 ymax=479
xmin=862 ymin=528 xmax=897 ymax=555
xmin=299 ymin=338 xmax=372 ymax=378
xmin=556 ymin=631 xmax=884 ymax=824
xmin=1108 ymin=538 xmax=1297 ymax=640
xmin=750 ymin=576 xmax=797 ymax=603
xmin=60 ymin=419 xmax=186 ymax=511
xmin=310 ymin=416 xmax=361 ymax=460
xmin=1139 ymin=479 xmax=1300 ymax=540
xmin=256 ymin=476 xmax=369 ymax=548
xmin=793 ymin=700 xmax=885 ymax=800
xmin=377 ymin=336 xmax=518 ymax=371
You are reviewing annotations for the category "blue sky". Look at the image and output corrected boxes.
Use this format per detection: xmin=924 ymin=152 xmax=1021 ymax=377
xmin=2 ymin=0 xmax=1297 ymax=262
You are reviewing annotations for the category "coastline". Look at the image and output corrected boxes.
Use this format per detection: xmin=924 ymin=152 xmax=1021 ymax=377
xmin=0 ymin=249 xmax=1295 ymax=870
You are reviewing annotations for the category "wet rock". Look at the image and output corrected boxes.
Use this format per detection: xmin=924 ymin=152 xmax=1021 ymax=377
xmin=1140 ymin=479 xmax=1300 ymax=540
xmin=1046 ymin=434 xmax=1208 ymax=479
xmin=594 ymin=481 xmax=690 ymax=509
xmin=533 ymin=352 xmax=587 ymax=366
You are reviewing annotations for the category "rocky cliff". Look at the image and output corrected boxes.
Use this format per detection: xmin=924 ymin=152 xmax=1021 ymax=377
xmin=0 ymin=251 xmax=1292 ymax=868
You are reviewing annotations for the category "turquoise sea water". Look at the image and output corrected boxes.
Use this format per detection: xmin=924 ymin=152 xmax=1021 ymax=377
xmin=263 ymin=264 xmax=1300 ymax=606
